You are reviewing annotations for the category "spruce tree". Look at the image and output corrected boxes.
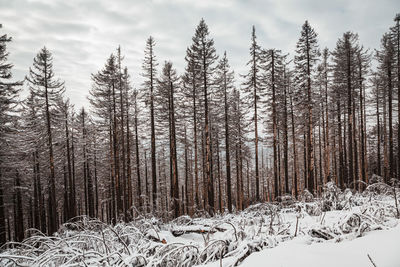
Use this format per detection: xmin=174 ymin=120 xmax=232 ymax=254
xmin=242 ymin=26 xmax=263 ymax=201
xmin=26 ymin=47 xmax=64 ymax=235
xmin=157 ymin=61 xmax=180 ymax=218
xmin=189 ymin=19 xmax=218 ymax=214
xmin=294 ymin=21 xmax=320 ymax=195
xmin=215 ymin=52 xmax=234 ymax=212
xmin=0 ymin=25 xmax=21 ymax=244
xmin=142 ymin=37 xmax=158 ymax=213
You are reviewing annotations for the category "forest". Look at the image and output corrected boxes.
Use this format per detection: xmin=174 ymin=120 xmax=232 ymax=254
xmin=0 ymin=13 xmax=400 ymax=266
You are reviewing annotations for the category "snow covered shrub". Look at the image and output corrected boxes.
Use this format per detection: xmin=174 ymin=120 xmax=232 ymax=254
xmin=303 ymin=202 xmax=322 ymax=216
xmin=365 ymin=182 xmax=393 ymax=196
xmin=322 ymin=181 xmax=342 ymax=211
xmin=301 ymin=189 xmax=314 ymax=202
xmin=277 ymin=194 xmax=295 ymax=207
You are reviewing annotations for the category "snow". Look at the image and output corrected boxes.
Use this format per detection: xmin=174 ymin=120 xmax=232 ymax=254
xmin=0 ymin=182 xmax=399 ymax=266
xmin=240 ymin=225 xmax=400 ymax=267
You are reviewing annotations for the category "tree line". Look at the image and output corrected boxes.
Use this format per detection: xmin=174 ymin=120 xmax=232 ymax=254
xmin=0 ymin=15 xmax=399 ymax=244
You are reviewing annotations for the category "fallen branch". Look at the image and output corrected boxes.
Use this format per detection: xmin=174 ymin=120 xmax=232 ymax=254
xmin=367 ymin=254 xmax=377 ymax=267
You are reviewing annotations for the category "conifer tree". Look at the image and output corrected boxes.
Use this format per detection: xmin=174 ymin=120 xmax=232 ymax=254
xmin=189 ymin=19 xmax=218 ymax=214
xmin=376 ymin=33 xmax=395 ymax=182
xmin=0 ymin=25 xmax=21 ymax=244
xmin=142 ymin=37 xmax=158 ymax=212
xmin=215 ymin=52 xmax=234 ymax=212
xmin=242 ymin=26 xmax=263 ymax=201
xmin=26 ymin=47 xmax=64 ymax=234
xmin=157 ymin=61 xmax=180 ymax=218
xmin=262 ymin=48 xmax=286 ymax=198
xmin=294 ymin=21 xmax=320 ymax=195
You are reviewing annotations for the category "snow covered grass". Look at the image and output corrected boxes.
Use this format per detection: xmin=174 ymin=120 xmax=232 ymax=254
xmin=1 ymin=182 xmax=399 ymax=267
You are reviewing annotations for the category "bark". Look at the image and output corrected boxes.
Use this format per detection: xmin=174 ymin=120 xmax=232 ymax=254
xmin=306 ymin=32 xmax=315 ymax=195
xmin=290 ymin=94 xmax=298 ymax=198
xmin=271 ymin=51 xmax=279 ymax=199
xmin=223 ymin=66 xmax=232 ymax=212
xmin=0 ymin=169 xmax=6 ymax=245
xmin=44 ymin=59 xmax=57 ymax=235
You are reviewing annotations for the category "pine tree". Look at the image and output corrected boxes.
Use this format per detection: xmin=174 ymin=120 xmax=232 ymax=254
xmin=262 ymin=48 xmax=286 ymax=199
xmin=21 ymin=92 xmax=45 ymax=232
xmin=377 ymin=33 xmax=395 ymax=182
xmin=391 ymin=14 xmax=400 ymax=182
xmin=0 ymin=25 xmax=21 ymax=244
xmin=157 ymin=61 xmax=180 ymax=218
xmin=215 ymin=52 xmax=234 ymax=212
xmin=182 ymin=47 xmax=202 ymax=209
xmin=190 ymin=19 xmax=218 ymax=214
xmin=242 ymin=26 xmax=263 ymax=201
xmin=26 ymin=47 xmax=64 ymax=235
xmin=89 ymin=54 xmax=118 ymax=222
xmin=331 ymin=32 xmax=365 ymax=188
xmin=294 ymin=21 xmax=320 ymax=195
xmin=142 ymin=37 xmax=158 ymax=213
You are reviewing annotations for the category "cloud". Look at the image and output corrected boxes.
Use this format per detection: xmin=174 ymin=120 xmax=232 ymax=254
xmin=0 ymin=0 xmax=398 ymax=108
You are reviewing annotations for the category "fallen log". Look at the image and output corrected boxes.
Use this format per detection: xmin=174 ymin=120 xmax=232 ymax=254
xmin=171 ymin=226 xmax=226 ymax=237
xmin=309 ymin=229 xmax=334 ymax=240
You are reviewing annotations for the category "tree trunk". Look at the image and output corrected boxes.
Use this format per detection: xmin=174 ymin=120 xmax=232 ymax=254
xmin=290 ymin=94 xmax=298 ymax=198
xmin=44 ymin=59 xmax=57 ymax=235
xmin=0 ymin=169 xmax=6 ymax=245
xmin=223 ymin=67 xmax=232 ymax=212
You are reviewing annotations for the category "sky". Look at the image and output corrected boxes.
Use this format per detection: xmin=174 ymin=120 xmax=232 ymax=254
xmin=0 ymin=0 xmax=399 ymax=109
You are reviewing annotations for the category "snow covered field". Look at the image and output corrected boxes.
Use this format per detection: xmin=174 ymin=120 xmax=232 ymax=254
xmin=0 ymin=182 xmax=399 ymax=267
xmin=239 ymin=225 xmax=400 ymax=267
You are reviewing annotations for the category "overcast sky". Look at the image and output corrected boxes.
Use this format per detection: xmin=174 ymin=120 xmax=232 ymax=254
xmin=1 ymin=0 xmax=398 ymax=108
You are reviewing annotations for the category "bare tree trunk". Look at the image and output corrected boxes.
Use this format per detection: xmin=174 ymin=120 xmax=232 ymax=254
xmin=169 ymin=79 xmax=180 ymax=218
xmin=383 ymin=86 xmax=389 ymax=183
xmin=216 ymin=135 xmax=223 ymax=213
xmin=306 ymin=38 xmax=314 ymax=195
xmin=396 ymin=18 xmax=400 ymax=182
xmin=337 ymin=100 xmax=345 ymax=189
xmin=283 ymin=68 xmax=289 ymax=195
xmin=125 ymin=93 xmax=132 ymax=215
xmin=271 ymin=51 xmax=279 ymax=200
xmin=192 ymin=77 xmax=200 ymax=210
xmin=117 ymin=49 xmax=127 ymax=218
xmin=0 ymin=169 xmax=6 ymax=245
xmin=387 ymin=56 xmax=394 ymax=180
xmin=149 ymin=54 xmax=157 ymax=214
xmin=290 ymin=94 xmax=298 ymax=198
xmin=358 ymin=56 xmax=366 ymax=185
xmin=223 ymin=67 xmax=232 ymax=212
xmin=111 ymin=81 xmax=122 ymax=216
xmin=134 ymin=95 xmax=142 ymax=209
xmin=15 ymin=172 xmax=24 ymax=242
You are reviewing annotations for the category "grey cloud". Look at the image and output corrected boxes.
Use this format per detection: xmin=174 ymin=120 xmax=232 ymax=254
xmin=0 ymin=0 xmax=398 ymax=108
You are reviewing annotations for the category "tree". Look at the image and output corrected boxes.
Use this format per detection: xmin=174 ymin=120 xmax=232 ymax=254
xmin=0 ymin=25 xmax=21 ymax=244
xmin=78 ymin=108 xmax=95 ymax=218
xmin=390 ymin=14 xmax=400 ymax=181
xmin=189 ymin=19 xmax=218 ymax=214
xmin=215 ymin=52 xmax=234 ymax=212
xmin=262 ymin=49 xmax=286 ymax=199
xmin=376 ymin=33 xmax=395 ymax=182
xmin=89 ymin=54 xmax=118 ymax=222
xmin=26 ymin=47 xmax=64 ymax=235
xmin=142 ymin=37 xmax=158 ymax=213
xmin=294 ymin=21 xmax=320 ymax=195
xmin=242 ymin=26 xmax=263 ymax=202
xmin=156 ymin=61 xmax=180 ymax=218
xmin=332 ymin=32 xmax=367 ymax=188
xmin=182 ymin=45 xmax=202 ymax=210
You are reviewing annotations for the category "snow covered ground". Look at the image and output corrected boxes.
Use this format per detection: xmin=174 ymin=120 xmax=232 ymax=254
xmin=240 ymin=224 xmax=400 ymax=267
xmin=0 ymin=182 xmax=399 ymax=266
